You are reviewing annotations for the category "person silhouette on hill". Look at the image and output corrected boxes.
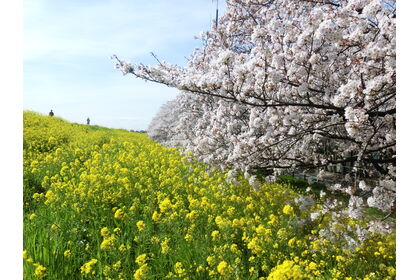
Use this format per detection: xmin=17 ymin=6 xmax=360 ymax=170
xmin=87 ymin=117 xmax=90 ymax=125
xmin=49 ymin=110 xmax=54 ymax=117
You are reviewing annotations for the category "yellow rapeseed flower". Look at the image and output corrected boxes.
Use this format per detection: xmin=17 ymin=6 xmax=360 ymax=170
xmin=113 ymin=260 xmax=122 ymax=270
xmin=118 ymin=244 xmax=128 ymax=252
xmin=207 ymin=256 xmax=216 ymax=267
xmin=288 ymin=237 xmax=297 ymax=248
xmin=152 ymin=211 xmax=161 ymax=222
xmin=150 ymin=236 xmax=160 ymax=244
xmin=136 ymin=220 xmax=145 ymax=231
xmin=100 ymin=227 xmax=110 ymax=237
xmin=247 ymin=237 xmax=263 ymax=254
xmin=113 ymin=227 xmax=121 ymax=234
xmin=230 ymin=243 xmax=240 ymax=254
xmin=134 ymin=264 xmax=148 ymax=280
xmin=186 ymin=210 xmax=198 ymax=220
xmin=159 ymin=198 xmax=172 ymax=213
xmin=387 ymin=266 xmax=396 ymax=276
xmin=267 ymin=260 xmax=304 ymax=280
xmin=308 ymin=261 xmax=317 ymax=271
xmin=63 ymin=250 xmax=71 ymax=258
xmin=211 ymin=230 xmax=220 ymax=241
xmin=185 ymin=233 xmax=193 ymax=242
xmin=160 ymin=237 xmax=170 ymax=254
xmin=114 ymin=209 xmax=125 ymax=220
xmin=336 ymin=255 xmax=345 ymax=262
xmin=282 ymin=204 xmax=294 ymax=216
xmin=100 ymin=235 xmax=116 ymax=250
xmin=136 ymin=254 xmax=148 ymax=265
xmin=34 ymin=264 xmax=47 ymax=279
xmin=215 ymin=215 xmax=231 ymax=229
xmin=174 ymin=262 xmax=186 ymax=276
xmin=256 ymin=224 xmax=270 ymax=236
xmin=217 ymin=261 xmax=232 ymax=276
xmin=80 ymin=258 xmax=98 ymax=275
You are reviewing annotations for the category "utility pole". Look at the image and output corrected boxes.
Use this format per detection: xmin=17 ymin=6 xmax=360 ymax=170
xmin=212 ymin=0 xmax=219 ymax=28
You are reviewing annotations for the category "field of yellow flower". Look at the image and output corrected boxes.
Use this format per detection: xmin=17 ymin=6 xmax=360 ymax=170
xmin=23 ymin=111 xmax=395 ymax=280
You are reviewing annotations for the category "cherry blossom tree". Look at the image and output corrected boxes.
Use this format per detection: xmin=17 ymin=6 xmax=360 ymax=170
xmin=114 ymin=0 xmax=396 ymax=221
xmin=115 ymin=0 xmax=395 ymax=177
xmin=148 ymin=99 xmax=180 ymax=144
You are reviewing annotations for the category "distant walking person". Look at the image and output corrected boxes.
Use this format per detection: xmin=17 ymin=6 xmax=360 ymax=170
xmin=87 ymin=117 xmax=90 ymax=125
xmin=49 ymin=110 xmax=54 ymax=116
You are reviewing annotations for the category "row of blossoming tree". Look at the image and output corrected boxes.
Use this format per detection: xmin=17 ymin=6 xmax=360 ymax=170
xmin=114 ymin=0 xmax=396 ymax=239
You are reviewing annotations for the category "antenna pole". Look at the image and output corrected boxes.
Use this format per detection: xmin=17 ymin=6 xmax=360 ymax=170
xmin=211 ymin=0 xmax=219 ymax=28
xmin=215 ymin=0 xmax=219 ymax=28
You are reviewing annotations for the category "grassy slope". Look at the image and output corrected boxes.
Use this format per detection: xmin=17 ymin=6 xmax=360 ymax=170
xmin=23 ymin=111 xmax=395 ymax=280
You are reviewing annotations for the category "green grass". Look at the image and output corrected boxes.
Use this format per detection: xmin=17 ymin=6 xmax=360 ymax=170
xmin=23 ymin=111 xmax=396 ymax=280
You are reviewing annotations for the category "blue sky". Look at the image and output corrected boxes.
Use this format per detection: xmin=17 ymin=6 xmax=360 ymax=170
xmin=24 ymin=0 xmax=225 ymax=130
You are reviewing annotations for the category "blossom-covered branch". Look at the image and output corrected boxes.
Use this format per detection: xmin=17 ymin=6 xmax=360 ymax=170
xmin=115 ymin=0 xmax=396 ymax=225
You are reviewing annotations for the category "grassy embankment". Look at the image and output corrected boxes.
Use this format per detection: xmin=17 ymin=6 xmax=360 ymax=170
xmin=23 ymin=111 xmax=395 ymax=280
